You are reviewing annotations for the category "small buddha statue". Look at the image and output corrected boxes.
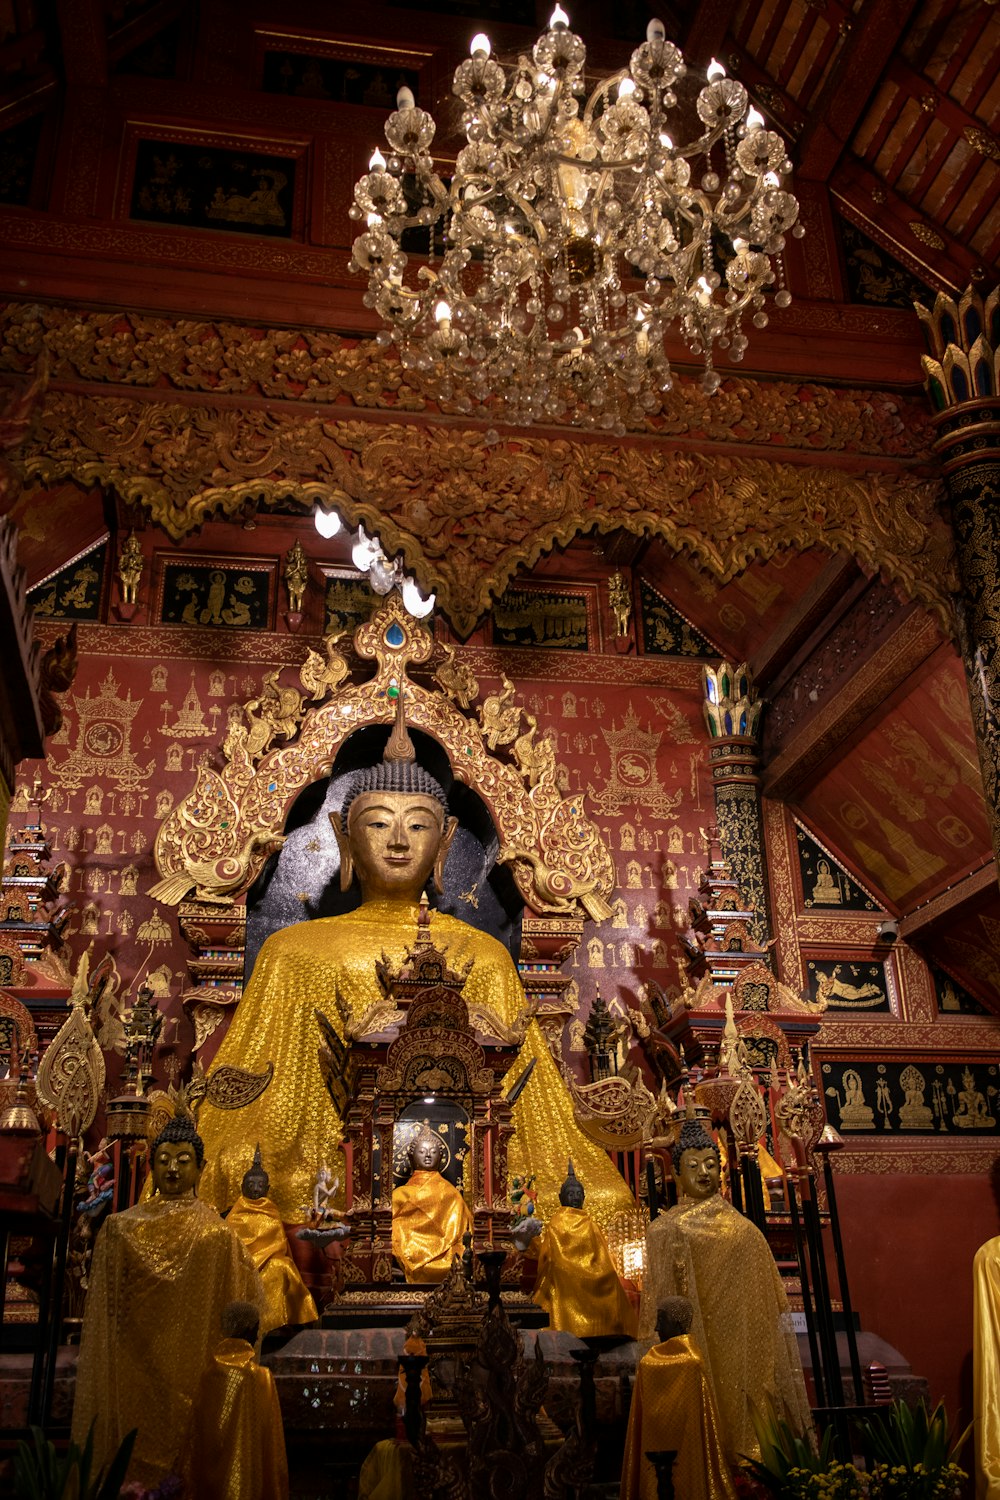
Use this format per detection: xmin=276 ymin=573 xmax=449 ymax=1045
xmin=186 ymin=1298 xmax=289 ymax=1500
xmin=226 ymin=1145 xmax=318 ymax=1335
xmin=72 ymin=1112 xmax=262 ymax=1486
xmin=620 ymin=1296 xmax=736 ymax=1500
xmin=197 ymin=697 xmax=639 ymax=1241
xmin=531 ymin=1160 xmax=638 ymax=1338
xmin=391 ymin=1124 xmax=473 ymax=1283
xmin=641 ymin=1120 xmax=811 ymax=1465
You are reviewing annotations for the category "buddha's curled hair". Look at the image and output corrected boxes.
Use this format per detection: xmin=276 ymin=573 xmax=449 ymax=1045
xmin=341 ymin=690 xmax=449 ymax=821
xmin=151 ymin=1110 xmax=205 ymax=1168
xmin=670 ymin=1119 xmax=719 ymax=1174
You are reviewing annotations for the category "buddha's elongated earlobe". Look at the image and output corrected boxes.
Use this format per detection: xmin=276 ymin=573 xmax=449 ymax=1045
xmin=433 ymin=815 xmax=458 ymax=894
xmin=329 ymin=811 xmax=353 ymax=892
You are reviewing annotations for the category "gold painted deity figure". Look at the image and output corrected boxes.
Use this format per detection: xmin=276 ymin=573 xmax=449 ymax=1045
xmin=196 ymin=703 xmax=639 ymax=1237
xmin=225 ymin=1146 xmax=318 ymax=1334
xmin=531 ymin=1161 xmax=638 ymax=1338
xmin=117 ymin=532 xmax=143 ymax=606
xmin=72 ymin=1113 xmax=262 ymax=1487
xmin=391 ymin=1124 xmax=473 ymax=1283
xmin=641 ymin=1121 xmax=811 ymax=1465
xmin=283 ymin=540 xmax=308 ymax=615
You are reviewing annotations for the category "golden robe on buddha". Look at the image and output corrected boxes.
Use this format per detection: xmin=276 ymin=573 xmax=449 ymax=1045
xmin=532 ymin=1205 xmax=638 ymax=1338
xmin=185 ymin=1337 xmax=289 ymax=1500
xmin=198 ymin=901 xmax=639 ymax=1236
xmin=973 ymin=1234 xmax=1000 ymax=1499
xmin=620 ymin=1336 xmax=737 ymax=1500
xmin=72 ymin=1196 xmax=262 ymax=1485
xmin=391 ymin=1168 xmax=473 ymax=1282
xmin=226 ymin=1192 xmax=318 ymax=1333
xmin=642 ymin=1195 xmax=811 ymax=1463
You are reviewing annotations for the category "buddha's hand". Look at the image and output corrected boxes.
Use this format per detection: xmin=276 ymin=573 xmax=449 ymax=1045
xmin=512 ymin=1216 xmax=543 ymax=1252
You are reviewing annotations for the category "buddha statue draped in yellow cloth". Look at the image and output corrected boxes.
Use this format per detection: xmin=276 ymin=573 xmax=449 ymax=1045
xmin=72 ymin=1114 xmax=262 ymax=1487
xmin=198 ymin=709 xmax=638 ymax=1240
xmin=226 ymin=1145 xmax=317 ymax=1333
xmin=973 ymin=1233 xmax=1000 ymax=1499
xmin=641 ymin=1121 xmax=812 ymax=1465
xmin=620 ymin=1297 xmax=736 ymax=1500
xmin=185 ymin=1299 xmax=289 ymax=1500
xmin=391 ymin=1124 xmax=473 ymax=1282
xmin=531 ymin=1160 xmax=637 ymax=1338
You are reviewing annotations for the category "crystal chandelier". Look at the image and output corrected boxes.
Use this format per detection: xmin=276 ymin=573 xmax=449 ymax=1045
xmin=349 ymin=7 xmax=802 ymax=430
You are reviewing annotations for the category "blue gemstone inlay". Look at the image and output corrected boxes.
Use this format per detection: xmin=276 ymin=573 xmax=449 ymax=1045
xmin=386 ymin=623 xmax=405 ymax=646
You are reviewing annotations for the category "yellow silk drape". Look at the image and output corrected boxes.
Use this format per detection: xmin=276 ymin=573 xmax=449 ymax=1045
xmin=391 ymin=1169 xmax=473 ymax=1282
xmin=198 ymin=902 xmax=640 ymax=1238
xmin=641 ymin=1195 xmax=812 ymax=1463
xmin=185 ymin=1339 xmax=289 ymax=1500
xmin=532 ymin=1205 xmax=638 ymax=1337
xmin=619 ymin=1337 xmax=737 ymax=1500
xmin=226 ymin=1194 xmax=318 ymax=1332
xmin=974 ymin=1235 xmax=1000 ymax=1499
xmin=72 ymin=1197 xmax=262 ymax=1486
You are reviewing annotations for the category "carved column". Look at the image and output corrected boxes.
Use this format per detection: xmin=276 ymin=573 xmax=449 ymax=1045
xmin=702 ymin=662 xmax=774 ymax=952
xmin=917 ymin=286 xmax=1000 ymax=875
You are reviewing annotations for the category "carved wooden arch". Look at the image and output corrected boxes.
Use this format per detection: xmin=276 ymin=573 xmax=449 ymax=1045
xmin=152 ymin=592 xmax=615 ymax=923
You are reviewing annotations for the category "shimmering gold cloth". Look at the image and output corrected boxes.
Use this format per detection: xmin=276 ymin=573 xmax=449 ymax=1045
xmin=641 ymin=1195 xmax=811 ymax=1463
xmin=620 ymin=1336 xmax=738 ymax=1500
xmin=226 ymin=1193 xmax=318 ymax=1333
xmin=72 ymin=1196 xmax=262 ymax=1485
xmin=199 ymin=902 xmax=640 ymax=1235
xmin=532 ymin=1206 xmax=638 ymax=1337
xmin=358 ymin=1440 xmax=414 ymax=1500
xmin=391 ymin=1168 xmax=473 ymax=1282
xmin=973 ymin=1234 xmax=1000 ymax=1499
xmin=186 ymin=1338 xmax=289 ymax=1500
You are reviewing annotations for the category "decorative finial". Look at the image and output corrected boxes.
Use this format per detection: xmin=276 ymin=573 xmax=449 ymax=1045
xmin=384 ymin=688 xmax=416 ymax=764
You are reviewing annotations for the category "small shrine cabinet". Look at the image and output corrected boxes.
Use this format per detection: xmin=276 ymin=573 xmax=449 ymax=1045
xmin=317 ymin=911 xmax=525 ymax=1286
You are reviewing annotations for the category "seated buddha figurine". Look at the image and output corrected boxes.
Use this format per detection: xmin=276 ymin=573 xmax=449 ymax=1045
xmin=197 ymin=699 xmax=638 ymax=1239
xmin=391 ymin=1124 xmax=473 ymax=1283
xmin=186 ymin=1299 xmax=289 ymax=1500
xmin=620 ymin=1296 xmax=736 ymax=1500
xmin=72 ymin=1113 xmax=262 ymax=1487
xmin=641 ymin=1120 xmax=811 ymax=1465
xmin=531 ymin=1161 xmax=638 ymax=1338
xmin=226 ymin=1145 xmax=318 ymax=1334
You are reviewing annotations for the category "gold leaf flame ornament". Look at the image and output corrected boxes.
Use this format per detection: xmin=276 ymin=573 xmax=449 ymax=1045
xmin=35 ymin=1003 xmax=105 ymax=1139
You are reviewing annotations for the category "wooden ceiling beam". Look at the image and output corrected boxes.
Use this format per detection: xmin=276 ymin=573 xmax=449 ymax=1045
xmin=55 ymin=0 xmax=108 ymax=88
xmin=752 ymin=553 xmax=865 ymax=693
xmin=796 ymin=0 xmax=922 ymax=181
xmin=680 ymin=0 xmax=733 ymax=70
xmin=899 ymin=860 xmax=998 ymax=939
xmin=831 ymin=161 xmax=977 ymax=295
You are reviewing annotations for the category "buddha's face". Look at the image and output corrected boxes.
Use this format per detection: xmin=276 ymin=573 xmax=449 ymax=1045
xmin=411 ymin=1133 xmax=444 ymax=1172
xmin=346 ymin=793 xmax=445 ymax=900
xmin=676 ymin=1147 xmax=720 ymax=1201
xmin=152 ymin=1139 xmax=202 ymax=1198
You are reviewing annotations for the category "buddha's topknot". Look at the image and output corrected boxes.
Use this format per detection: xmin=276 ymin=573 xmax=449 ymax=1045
xmin=341 ymin=690 xmax=448 ymax=821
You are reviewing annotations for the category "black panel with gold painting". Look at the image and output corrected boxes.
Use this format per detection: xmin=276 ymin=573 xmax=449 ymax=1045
xmin=639 ymin=580 xmax=717 ymax=657
xmin=28 ymin=541 xmax=108 ymax=622
xmin=491 ymin=584 xmax=591 ymax=650
xmin=128 ymin=138 xmax=299 ymax=237
xmin=931 ymin=963 xmax=992 ymax=1017
xmin=805 ymin=957 xmax=892 ymax=1013
xmin=323 ymin=573 xmax=375 ymax=638
xmin=159 ymin=559 xmax=274 ymax=630
xmin=822 ymin=1056 xmax=998 ymax=1135
xmin=260 ymin=49 xmax=421 ymax=107
xmin=796 ymin=824 xmax=879 ymax=911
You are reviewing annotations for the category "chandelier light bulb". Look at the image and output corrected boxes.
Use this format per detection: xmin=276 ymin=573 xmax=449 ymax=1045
xmin=314 ymin=507 xmax=342 ymax=539
xmin=745 ymin=107 xmax=765 ymax=130
xmin=618 ymin=78 xmax=636 ymax=99
xmin=396 ymin=85 xmax=415 ymax=110
xmin=659 ymin=131 xmax=673 ymax=149
xmin=368 ymin=148 xmax=386 ymax=172
xmin=549 ymin=5 xmax=569 ymax=29
xmin=351 ymin=526 xmax=378 ymax=571
xmin=401 ymin=577 xmax=435 ymax=618
xmin=470 ymin=32 xmax=491 ymax=58
xmin=646 ymin=18 xmax=665 ymax=43
xmin=434 ymin=300 xmax=452 ymax=326
xmin=707 ymin=57 xmax=726 ymax=80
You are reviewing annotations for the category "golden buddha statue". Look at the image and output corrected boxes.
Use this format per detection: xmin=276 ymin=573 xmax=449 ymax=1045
xmin=620 ymin=1297 xmax=736 ymax=1500
xmin=641 ymin=1121 xmax=811 ymax=1465
xmin=531 ymin=1161 xmax=638 ymax=1338
xmin=225 ymin=1145 xmax=318 ymax=1334
xmin=185 ymin=1299 xmax=289 ymax=1500
xmin=973 ymin=1233 xmax=1000 ymax=1500
xmin=391 ymin=1124 xmax=473 ymax=1283
xmin=72 ymin=1113 xmax=262 ymax=1487
xmin=197 ymin=706 xmax=638 ymax=1238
